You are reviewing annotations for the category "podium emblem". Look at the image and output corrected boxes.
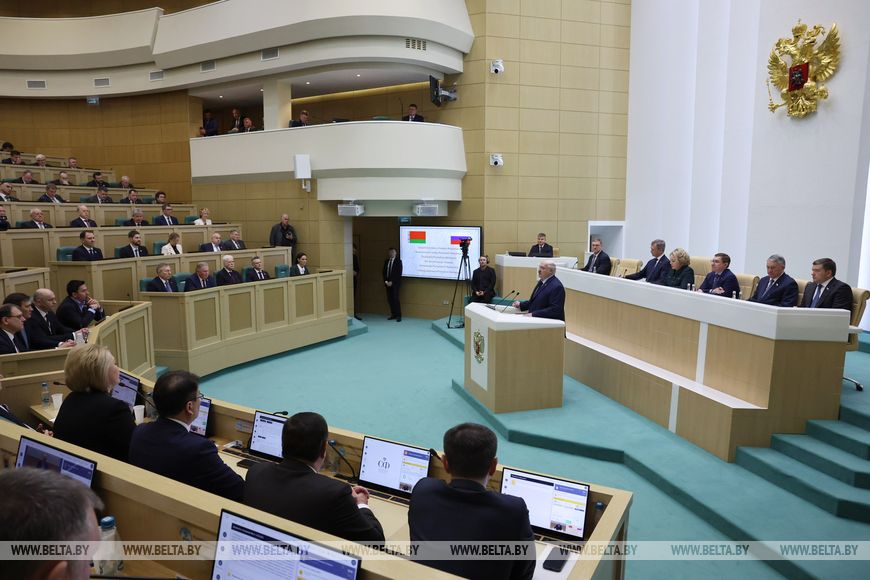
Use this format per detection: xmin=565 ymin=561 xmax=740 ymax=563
xmin=473 ymin=330 xmax=485 ymax=364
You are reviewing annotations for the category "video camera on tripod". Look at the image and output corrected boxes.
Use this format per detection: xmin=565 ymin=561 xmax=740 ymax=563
xmin=458 ymin=237 xmax=472 ymax=255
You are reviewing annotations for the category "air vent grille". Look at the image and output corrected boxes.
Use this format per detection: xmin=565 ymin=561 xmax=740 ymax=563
xmin=93 ymin=77 xmax=110 ymax=88
xmin=261 ymin=47 xmax=279 ymax=61
xmin=405 ymin=38 xmax=427 ymax=51
xmin=201 ymin=60 xmax=216 ymax=72
xmin=149 ymin=70 xmax=165 ymax=81
xmin=26 ymin=80 xmax=47 ymax=90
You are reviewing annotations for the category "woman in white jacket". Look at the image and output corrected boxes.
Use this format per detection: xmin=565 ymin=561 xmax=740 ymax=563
xmin=161 ymin=232 xmax=183 ymax=255
xmin=194 ymin=208 xmax=213 ymax=226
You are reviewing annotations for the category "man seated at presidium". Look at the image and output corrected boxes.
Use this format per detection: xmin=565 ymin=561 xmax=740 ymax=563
xmin=402 ymin=104 xmax=424 ymax=122
xmin=130 ymin=370 xmax=245 ymax=501
xmin=582 ymin=238 xmax=611 ymax=275
xmin=512 ymin=260 xmax=565 ymax=321
xmin=800 ymin=257 xmax=853 ymax=312
xmin=748 ymin=254 xmax=799 ymax=307
xmin=624 ymin=239 xmax=671 ymax=284
xmin=470 ymin=255 xmax=496 ymax=303
xmin=698 ymin=253 xmax=740 ymax=298
xmin=528 ymin=232 xmax=553 ymax=257
xmin=244 ymin=412 xmax=385 ymax=543
xmin=409 ymin=422 xmax=535 ymax=580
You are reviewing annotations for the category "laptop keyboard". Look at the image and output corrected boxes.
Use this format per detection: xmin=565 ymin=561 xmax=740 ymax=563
xmin=367 ymin=488 xmax=411 ymax=506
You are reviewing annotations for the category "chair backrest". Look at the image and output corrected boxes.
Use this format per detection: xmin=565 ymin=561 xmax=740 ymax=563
xmin=173 ymin=273 xmax=190 ymax=291
xmin=735 ymin=273 xmax=759 ymax=301
xmin=795 ymin=278 xmax=810 ymax=306
xmin=553 ymin=246 xmax=560 ymax=257
xmin=242 ymin=266 xmax=253 ymax=281
xmin=15 ymin=221 xmax=28 ymax=228
xmin=184 ymin=215 xmax=197 ymax=224
xmin=614 ymin=258 xmax=643 ymax=278
xmin=56 ymin=246 xmax=77 ymax=262
xmin=152 ymin=242 xmax=164 ymax=255
xmin=275 ymin=264 xmax=290 ymax=278
xmin=608 ymin=257 xmax=622 ymax=276
xmin=115 ymin=218 xmax=128 ymax=226
xmin=852 ymin=287 xmax=869 ymax=326
xmin=689 ymin=255 xmax=713 ymax=277
xmin=141 ymin=196 xmax=154 ymax=204
xmin=139 ymin=278 xmax=151 ymax=292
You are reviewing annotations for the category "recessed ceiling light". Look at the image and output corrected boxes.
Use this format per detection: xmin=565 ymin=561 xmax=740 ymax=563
xmin=356 ymin=74 xmax=361 ymax=77
xmin=218 ymin=95 xmax=223 ymax=98
xmin=305 ymin=81 xmax=310 ymax=85
xmin=260 ymin=88 xmax=264 ymax=92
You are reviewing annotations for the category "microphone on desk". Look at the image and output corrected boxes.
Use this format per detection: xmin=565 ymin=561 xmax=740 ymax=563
xmin=428 ymin=448 xmax=442 ymax=464
xmin=328 ymin=439 xmax=358 ymax=483
xmin=272 ymin=410 xmax=289 ymax=416
xmin=499 ymin=290 xmax=520 ymax=313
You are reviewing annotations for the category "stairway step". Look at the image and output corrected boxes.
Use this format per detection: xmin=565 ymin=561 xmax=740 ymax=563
xmin=807 ymin=420 xmax=870 ymax=460
xmin=736 ymin=447 xmax=870 ymax=523
xmin=841 ymin=405 xmax=870 ymax=432
xmin=772 ymin=434 xmax=870 ymax=489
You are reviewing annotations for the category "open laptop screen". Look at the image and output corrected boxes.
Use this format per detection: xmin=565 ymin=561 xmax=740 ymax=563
xmin=211 ymin=509 xmax=361 ymax=580
xmin=110 ymin=370 xmax=140 ymax=407
xmin=500 ymin=467 xmax=590 ymax=540
xmin=248 ymin=411 xmax=287 ymax=461
xmin=358 ymin=436 xmax=430 ymax=497
xmin=190 ymin=397 xmax=212 ymax=437
xmin=16 ymin=435 xmax=97 ymax=488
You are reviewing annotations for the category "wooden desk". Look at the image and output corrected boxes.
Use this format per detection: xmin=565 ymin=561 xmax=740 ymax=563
xmin=0 ymin=266 xmax=50 ymax=298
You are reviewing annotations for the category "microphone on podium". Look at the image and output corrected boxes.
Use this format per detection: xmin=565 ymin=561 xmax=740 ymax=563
xmin=486 ymin=290 xmax=516 ymax=311
xmin=500 ymin=290 xmax=520 ymax=313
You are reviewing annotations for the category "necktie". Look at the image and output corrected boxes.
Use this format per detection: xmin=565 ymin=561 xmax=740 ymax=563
xmin=387 ymin=259 xmax=393 ymax=278
xmin=761 ymin=279 xmax=775 ymax=299
xmin=234 ymin=241 xmax=239 ymax=250
xmin=133 ymin=247 xmax=139 ymax=258
xmin=20 ymin=328 xmax=29 ymax=350
xmin=38 ymin=222 xmax=43 ymax=229
xmin=258 ymin=271 xmax=263 ymax=280
xmin=531 ymin=280 xmax=543 ymax=300
xmin=164 ymin=280 xmax=171 ymax=292
xmin=590 ymin=254 xmax=598 ymax=272
xmin=44 ymin=313 xmax=52 ymax=333
xmin=88 ymin=248 xmax=94 ymax=257
xmin=811 ymin=285 xmax=823 ymax=308
xmin=713 ymin=273 xmax=721 ymax=287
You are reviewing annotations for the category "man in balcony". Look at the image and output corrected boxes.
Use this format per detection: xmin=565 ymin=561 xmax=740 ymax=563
xmin=290 ymin=110 xmax=310 ymax=127
xmin=402 ymin=104 xmax=425 ymax=122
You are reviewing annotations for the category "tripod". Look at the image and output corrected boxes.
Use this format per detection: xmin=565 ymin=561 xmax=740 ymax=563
xmin=447 ymin=246 xmax=473 ymax=329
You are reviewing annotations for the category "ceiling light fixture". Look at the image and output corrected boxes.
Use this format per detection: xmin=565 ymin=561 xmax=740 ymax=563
xmin=218 ymin=95 xmax=223 ymax=98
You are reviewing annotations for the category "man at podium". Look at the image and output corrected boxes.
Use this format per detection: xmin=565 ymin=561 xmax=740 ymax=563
xmin=512 ymin=260 xmax=565 ymax=320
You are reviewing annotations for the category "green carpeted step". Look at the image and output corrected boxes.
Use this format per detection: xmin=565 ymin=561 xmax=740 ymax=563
xmin=155 ymin=366 xmax=169 ymax=378
xmin=346 ymin=317 xmax=368 ymax=337
xmin=807 ymin=420 xmax=870 ymax=460
xmin=841 ymin=405 xmax=870 ymax=432
xmin=858 ymin=331 xmax=870 ymax=354
xmin=736 ymin=447 xmax=870 ymax=523
xmin=771 ymin=434 xmax=870 ymax=489
xmin=430 ymin=318 xmax=464 ymax=350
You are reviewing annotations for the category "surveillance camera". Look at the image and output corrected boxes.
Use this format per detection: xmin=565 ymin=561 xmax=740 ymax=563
xmin=490 ymin=59 xmax=505 ymax=74
xmin=489 ymin=154 xmax=504 ymax=167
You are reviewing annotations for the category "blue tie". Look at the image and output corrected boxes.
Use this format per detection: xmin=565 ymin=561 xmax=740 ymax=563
xmin=810 ymin=285 xmax=823 ymax=308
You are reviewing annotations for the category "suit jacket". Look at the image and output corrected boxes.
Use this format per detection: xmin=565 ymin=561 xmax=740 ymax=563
xmin=215 ymin=268 xmax=242 ymax=286
xmin=184 ymin=274 xmax=216 ymax=291
xmin=663 ymin=266 xmax=695 ymax=290
xmin=383 ymin=258 xmax=403 ymax=284
xmin=13 ymin=177 xmax=40 ymax=185
xmin=146 ymin=276 xmax=179 ymax=292
xmin=409 ymin=478 xmax=535 ymax=580
xmin=289 ymin=119 xmax=308 ymax=127
xmin=0 ymin=193 xmax=19 ymax=202
xmin=244 ymin=458 xmax=385 ymax=543
xmin=69 ymin=217 xmax=98 ymax=228
xmin=245 ymin=269 xmax=271 ymax=282
xmin=53 ymin=391 xmax=135 ymax=462
xmin=71 ymin=245 xmax=104 ymax=261
xmin=699 ymin=268 xmax=740 ymax=298
xmin=49 ymin=180 xmax=72 ymax=186
xmin=119 ymin=197 xmax=141 ymax=204
xmin=130 ymin=418 xmax=245 ymax=502
xmin=199 ymin=243 xmax=222 ymax=253
xmin=800 ymin=278 xmax=853 ymax=312
xmin=626 ymin=255 xmax=672 ymax=284
xmin=24 ymin=310 xmax=74 ymax=349
xmin=471 ymin=267 xmax=496 ymax=302
xmin=269 ymin=223 xmax=297 ymax=247
xmin=288 ymin=265 xmax=309 ymax=277
xmin=37 ymin=194 xmax=64 ymax=203
xmin=85 ymin=180 xmax=108 ymax=188
xmin=402 ymin=114 xmax=425 ymax=122
xmin=519 ymin=275 xmax=565 ymax=320
xmin=56 ymin=296 xmax=105 ymax=329
xmin=119 ymin=244 xmax=149 ymax=258
xmin=123 ymin=219 xmax=150 ymax=227
xmin=749 ymin=273 xmax=799 ymax=307
xmin=84 ymin=195 xmax=114 ymax=204
xmin=19 ymin=220 xmax=53 ymax=229
xmin=153 ymin=215 xmax=179 ymax=226
xmin=160 ymin=243 xmax=183 ymax=256
xmin=582 ymin=251 xmax=612 ymax=275
xmin=203 ymin=118 xmax=219 ymax=136
xmin=220 ymin=239 xmax=247 ymax=251
xmin=0 ymin=331 xmax=27 ymax=355
xmin=528 ymin=243 xmax=553 ymax=257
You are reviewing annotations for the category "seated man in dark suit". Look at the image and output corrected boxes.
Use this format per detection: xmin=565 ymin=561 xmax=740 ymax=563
xmin=290 ymin=110 xmax=310 ymax=127
xmin=37 ymin=183 xmax=64 ymax=203
xmin=25 ymin=288 xmax=77 ymax=350
xmin=129 ymin=370 xmax=245 ymax=502
xmin=3 ymin=293 xmax=34 ymax=352
xmin=57 ymin=280 xmax=106 ymax=330
xmin=0 ymin=182 xmax=19 ymax=202
xmin=513 ymin=260 xmax=565 ymax=320
xmin=244 ymin=412 xmax=385 ymax=543
xmin=402 ymin=103 xmax=424 ymax=122
xmin=119 ymin=189 xmax=141 ymax=204
xmin=1 ymin=150 xmax=23 ymax=165
xmin=199 ymin=233 xmax=223 ymax=253
xmin=84 ymin=171 xmax=109 ymax=189
xmin=528 ymin=232 xmax=553 ymax=257
xmin=409 ymin=423 xmax=535 ymax=580
xmin=146 ymin=263 xmax=179 ymax=292
xmin=625 ymin=239 xmax=672 ymax=284
xmin=245 ymin=257 xmax=271 ymax=282
xmin=470 ymin=255 xmax=496 ymax=303
xmin=50 ymin=170 xmax=73 ymax=186
xmin=84 ymin=184 xmax=114 ymax=204
xmin=220 ymin=229 xmax=247 ymax=251
xmin=749 ymin=254 xmax=799 ymax=307
xmin=215 ymin=255 xmax=242 ymax=286
xmin=19 ymin=208 xmax=53 ymax=229
xmin=12 ymin=170 xmax=40 ymax=185
xmin=119 ymin=230 xmax=149 ymax=258
xmin=0 ymin=304 xmax=28 ymax=354
xmin=69 ymin=205 xmax=98 ymax=228
xmin=184 ymin=262 xmax=216 ymax=291
xmin=153 ymin=203 xmax=179 ymax=226
xmin=289 ymin=253 xmax=310 ymax=276
xmin=0 ymin=207 xmax=10 ymax=231
xmin=71 ymin=230 xmax=104 ymax=261
xmin=582 ymin=238 xmax=611 ymax=275
xmin=124 ymin=209 xmax=150 ymax=228
xmin=800 ymin=257 xmax=853 ymax=312
xmin=698 ymin=252 xmax=740 ymax=298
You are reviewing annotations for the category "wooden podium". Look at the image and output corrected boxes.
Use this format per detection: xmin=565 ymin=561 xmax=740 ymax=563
xmin=463 ymin=302 xmax=565 ymax=413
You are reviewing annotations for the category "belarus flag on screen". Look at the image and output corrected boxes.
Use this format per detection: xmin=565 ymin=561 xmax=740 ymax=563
xmin=450 ymin=236 xmax=466 ymax=245
xmin=409 ymin=231 xmax=426 ymax=244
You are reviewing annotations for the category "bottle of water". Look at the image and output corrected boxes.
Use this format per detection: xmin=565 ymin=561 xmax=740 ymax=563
xmin=94 ymin=516 xmax=124 ymax=575
xmin=732 ymin=290 xmax=738 ymax=299
xmin=41 ymin=382 xmax=50 ymax=408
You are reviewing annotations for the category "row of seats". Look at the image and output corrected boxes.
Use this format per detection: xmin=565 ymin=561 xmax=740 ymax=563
xmin=0 ymin=165 xmax=116 ymax=184
xmin=138 ymin=264 xmax=294 ymax=292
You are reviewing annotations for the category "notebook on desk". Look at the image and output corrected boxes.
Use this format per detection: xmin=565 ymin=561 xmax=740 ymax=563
xmin=500 ymin=467 xmax=590 ymax=543
xmin=16 ymin=435 xmax=97 ymax=488
xmin=231 ymin=410 xmax=287 ymax=469
xmin=357 ymin=435 xmax=431 ymax=505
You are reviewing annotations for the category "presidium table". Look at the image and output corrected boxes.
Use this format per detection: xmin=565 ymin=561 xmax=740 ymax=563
xmin=463 ymin=302 xmax=566 ymax=413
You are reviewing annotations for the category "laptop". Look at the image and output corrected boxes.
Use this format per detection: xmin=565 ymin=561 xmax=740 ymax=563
xmin=16 ymin=435 xmax=98 ymax=488
xmin=508 ymin=251 xmax=527 ymax=257
xmin=500 ymin=467 xmax=590 ymax=542
xmin=357 ymin=436 xmax=431 ymax=505
xmin=110 ymin=370 xmax=140 ymax=408
xmin=211 ymin=509 xmax=361 ymax=580
xmin=231 ymin=411 xmax=287 ymax=469
xmin=190 ymin=396 xmax=212 ymax=437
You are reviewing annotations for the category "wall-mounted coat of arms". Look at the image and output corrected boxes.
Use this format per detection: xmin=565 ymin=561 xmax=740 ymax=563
xmin=767 ymin=21 xmax=840 ymax=118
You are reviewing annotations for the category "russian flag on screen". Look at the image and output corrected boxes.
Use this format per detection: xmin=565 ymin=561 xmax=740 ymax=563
xmin=450 ymin=236 xmax=466 ymax=245
xmin=409 ymin=231 xmax=426 ymax=244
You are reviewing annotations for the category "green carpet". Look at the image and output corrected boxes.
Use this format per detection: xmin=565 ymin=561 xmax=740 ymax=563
xmin=201 ymin=314 xmax=870 ymax=580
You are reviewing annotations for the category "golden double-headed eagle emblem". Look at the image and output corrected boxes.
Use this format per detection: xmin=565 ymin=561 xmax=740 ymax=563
xmin=767 ymin=21 xmax=841 ymax=118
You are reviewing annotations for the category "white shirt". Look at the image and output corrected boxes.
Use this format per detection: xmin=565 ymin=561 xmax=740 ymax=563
xmin=168 ymin=417 xmax=191 ymax=432
xmin=193 ymin=218 xmax=212 ymax=226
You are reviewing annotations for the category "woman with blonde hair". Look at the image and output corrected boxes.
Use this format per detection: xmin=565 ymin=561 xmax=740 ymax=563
xmin=53 ymin=344 xmax=135 ymax=461
xmin=193 ymin=207 xmax=212 ymax=226
xmin=161 ymin=232 xmax=183 ymax=255
xmin=661 ymin=248 xmax=695 ymax=290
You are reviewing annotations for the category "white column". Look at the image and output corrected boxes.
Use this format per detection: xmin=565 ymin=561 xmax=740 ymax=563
xmin=262 ymin=78 xmax=293 ymax=130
